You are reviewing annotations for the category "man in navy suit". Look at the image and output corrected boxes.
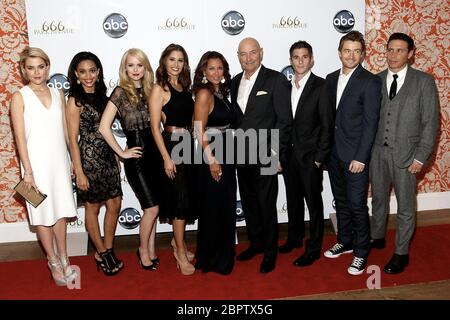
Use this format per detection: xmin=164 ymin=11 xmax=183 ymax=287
xmin=231 ymin=37 xmax=292 ymax=273
xmin=322 ymin=31 xmax=381 ymax=275
xmin=278 ymin=40 xmax=334 ymax=268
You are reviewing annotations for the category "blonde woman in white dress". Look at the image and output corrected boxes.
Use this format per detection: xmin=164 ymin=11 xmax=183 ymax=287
xmin=10 ymin=47 xmax=78 ymax=286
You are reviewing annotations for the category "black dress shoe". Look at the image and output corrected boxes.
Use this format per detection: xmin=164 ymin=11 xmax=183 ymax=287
xmin=370 ymin=238 xmax=386 ymax=249
xmin=278 ymin=240 xmax=303 ymax=254
xmin=293 ymin=251 xmax=320 ymax=267
xmin=236 ymin=247 xmax=263 ymax=261
xmin=384 ymin=254 xmax=409 ymax=274
xmin=259 ymin=256 xmax=276 ymax=273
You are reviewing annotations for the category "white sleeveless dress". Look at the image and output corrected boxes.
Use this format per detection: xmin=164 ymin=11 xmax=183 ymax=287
xmin=19 ymin=86 xmax=77 ymax=226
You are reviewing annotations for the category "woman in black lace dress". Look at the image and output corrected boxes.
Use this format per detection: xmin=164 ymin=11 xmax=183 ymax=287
xmin=99 ymin=48 xmax=162 ymax=271
xmin=192 ymin=51 xmax=237 ymax=275
xmin=67 ymin=52 xmax=123 ymax=276
xmin=149 ymin=44 xmax=195 ymax=275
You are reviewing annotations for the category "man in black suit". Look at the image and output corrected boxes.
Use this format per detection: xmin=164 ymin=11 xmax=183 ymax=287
xmin=322 ymin=31 xmax=381 ymax=275
xmin=231 ymin=37 xmax=292 ymax=273
xmin=278 ymin=41 xmax=334 ymax=267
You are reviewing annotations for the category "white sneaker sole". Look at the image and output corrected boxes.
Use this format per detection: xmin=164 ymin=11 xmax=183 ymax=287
xmin=348 ymin=267 xmax=365 ymax=275
xmin=323 ymin=249 xmax=353 ymax=259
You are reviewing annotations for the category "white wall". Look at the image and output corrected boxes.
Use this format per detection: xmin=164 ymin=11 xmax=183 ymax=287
xmin=2 ymin=0 xmax=367 ymax=242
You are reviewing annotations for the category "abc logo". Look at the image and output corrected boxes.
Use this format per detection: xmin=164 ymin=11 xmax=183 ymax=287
xmin=47 ymin=73 xmax=70 ymax=96
xmin=112 ymin=117 xmax=125 ymax=138
xmin=103 ymin=13 xmax=128 ymax=38
xmin=281 ymin=66 xmax=294 ymax=81
xmin=221 ymin=11 xmax=245 ymax=35
xmin=118 ymin=207 xmax=141 ymax=229
xmin=333 ymin=10 xmax=355 ymax=33
xmin=236 ymin=200 xmax=245 ymax=222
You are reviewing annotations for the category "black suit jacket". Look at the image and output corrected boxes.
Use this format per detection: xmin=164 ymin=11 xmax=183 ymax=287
xmin=325 ymin=64 xmax=381 ymax=164
xmin=231 ymin=65 xmax=292 ymax=165
xmin=289 ymin=73 xmax=333 ymax=167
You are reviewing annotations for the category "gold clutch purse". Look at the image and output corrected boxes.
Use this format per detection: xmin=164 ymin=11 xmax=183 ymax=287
xmin=14 ymin=179 xmax=47 ymax=208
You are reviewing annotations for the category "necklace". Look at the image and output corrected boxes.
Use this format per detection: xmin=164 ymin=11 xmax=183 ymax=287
xmin=213 ymin=90 xmax=231 ymax=111
xmin=213 ymin=90 xmax=223 ymax=100
xmin=136 ymin=87 xmax=143 ymax=98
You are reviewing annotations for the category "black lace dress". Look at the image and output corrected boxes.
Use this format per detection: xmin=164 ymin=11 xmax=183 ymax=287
xmin=109 ymin=86 xmax=162 ymax=209
xmin=159 ymin=84 xmax=195 ymax=223
xmin=194 ymin=94 xmax=237 ymax=275
xmin=77 ymin=93 xmax=122 ymax=204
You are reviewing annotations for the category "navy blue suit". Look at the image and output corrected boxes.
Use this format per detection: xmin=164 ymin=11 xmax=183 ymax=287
xmin=325 ymin=64 xmax=381 ymax=259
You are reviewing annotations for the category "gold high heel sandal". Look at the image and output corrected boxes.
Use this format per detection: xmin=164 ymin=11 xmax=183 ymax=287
xmin=47 ymin=256 xmax=67 ymax=286
xmin=60 ymin=254 xmax=78 ymax=282
xmin=173 ymin=250 xmax=195 ymax=275
xmin=170 ymin=238 xmax=195 ymax=262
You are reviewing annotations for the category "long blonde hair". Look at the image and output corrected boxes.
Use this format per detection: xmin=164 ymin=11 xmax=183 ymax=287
xmin=119 ymin=48 xmax=154 ymax=106
xmin=19 ymin=47 xmax=51 ymax=84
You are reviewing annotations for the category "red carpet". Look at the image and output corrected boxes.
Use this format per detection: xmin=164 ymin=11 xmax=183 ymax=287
xmin=1 ymin=224 xmax=449 ymax=300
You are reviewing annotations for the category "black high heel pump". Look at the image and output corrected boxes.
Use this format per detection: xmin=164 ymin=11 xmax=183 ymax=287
xmin=136 ymin=249 xmax=157 ymax=271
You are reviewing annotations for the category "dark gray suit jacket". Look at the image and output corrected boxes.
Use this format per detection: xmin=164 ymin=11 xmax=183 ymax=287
xmin=375 ymin=67 xmax=439 ymax=168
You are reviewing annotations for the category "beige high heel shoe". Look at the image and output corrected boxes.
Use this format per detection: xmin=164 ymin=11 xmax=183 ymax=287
xmin=47 ymin=256 xmax=67 ymax=286
xmin=173 ymin=251 xmax=195 ymax=275
xmin=170 ymin=238 xmax=195 ymax=262
xmin=60 ymin=254 xmax=78 ymax=282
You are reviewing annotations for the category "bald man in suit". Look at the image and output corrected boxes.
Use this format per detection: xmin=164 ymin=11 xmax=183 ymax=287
xmin=231 ymin=37 xmax=292 ymax=273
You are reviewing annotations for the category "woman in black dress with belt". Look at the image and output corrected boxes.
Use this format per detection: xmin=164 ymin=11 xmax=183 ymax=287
xmin=192 ymin=51 xmax=237 ymax=275
xmin=149 ymin=44 xmax=196 ymax=275
xmin=99 ymin=48 xmax=162 ymax=271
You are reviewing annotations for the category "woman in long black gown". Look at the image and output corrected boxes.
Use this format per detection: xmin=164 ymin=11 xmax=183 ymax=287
xmin=192 ymin=51 xmax=236 ymax=275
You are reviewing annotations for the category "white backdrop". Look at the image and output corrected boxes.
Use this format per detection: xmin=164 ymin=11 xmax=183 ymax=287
xmin=21 ymin=0 xmax=364 ymax=237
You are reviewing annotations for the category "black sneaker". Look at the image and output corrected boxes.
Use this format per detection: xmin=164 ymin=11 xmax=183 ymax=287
xmin=323 ymin=243 xmax=353 ymax=259
xmin=347 ymin=256 xmax=367 ymax=275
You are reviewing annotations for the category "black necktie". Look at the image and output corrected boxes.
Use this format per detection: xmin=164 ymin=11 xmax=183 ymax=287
xmin=389 ymin=74 xmax=398 ymax=100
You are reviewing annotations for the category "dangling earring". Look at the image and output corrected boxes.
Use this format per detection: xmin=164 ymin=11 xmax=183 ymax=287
xmin=76 ymin=79 xmax=80 ymax=85
xmin=220 ymin=77 xmax=225 ymax=84
xmin=201 ymin=74 xmax=208 ymax=84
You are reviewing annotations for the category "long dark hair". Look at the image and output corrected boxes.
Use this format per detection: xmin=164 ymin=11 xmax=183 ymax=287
xmin=192 ymin=51 xmax=231 ymax=98
xmin=67 ymin=51 xmax=108 ymax=111
xmin=155 ymin=43 xmax=191 ymax=91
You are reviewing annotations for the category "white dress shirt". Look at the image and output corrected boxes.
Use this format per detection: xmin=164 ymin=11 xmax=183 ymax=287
xmin=387 ymin=65 xmax=408 ymax=95
xmin=291 ymin=71 xmax=311 ymax=117
xmin=336 ymin=66 xmax=358 ymax=109
xmin=237 ymin=65 xmax=262 ymax=114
